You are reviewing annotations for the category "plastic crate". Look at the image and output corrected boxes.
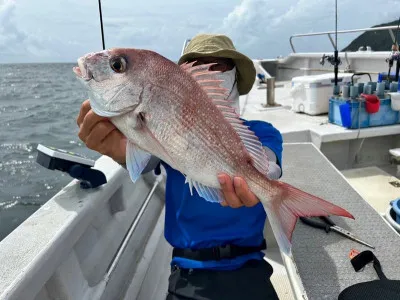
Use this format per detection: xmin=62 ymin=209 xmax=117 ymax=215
xmin=328 ymin=97 xmax=400 ymax=129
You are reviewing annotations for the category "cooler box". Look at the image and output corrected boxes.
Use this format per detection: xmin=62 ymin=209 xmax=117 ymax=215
xmin=290 ymin=73 xmax=353 ymax=115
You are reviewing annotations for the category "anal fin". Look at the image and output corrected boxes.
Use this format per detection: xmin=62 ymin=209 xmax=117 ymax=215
xmin=185 ymin=176 xmax=194 ymax=196
xmin=184 ymin=177 xmax=224 ymax=203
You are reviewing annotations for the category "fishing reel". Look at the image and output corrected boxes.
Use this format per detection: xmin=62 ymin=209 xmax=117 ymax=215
xmin=385 ymin=46 xmax=400 ymax=66
xmin=320 ymin=53 xmax=342 ymax=67
xmin=385 ymin=44 xmax=400 ymax=82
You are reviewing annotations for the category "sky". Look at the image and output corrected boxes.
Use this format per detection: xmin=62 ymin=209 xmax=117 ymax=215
xmin=0 ymin=0 xmax=399 ymax=63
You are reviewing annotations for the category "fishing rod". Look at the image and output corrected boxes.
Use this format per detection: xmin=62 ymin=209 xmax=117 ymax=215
xmin=333 ymin=0 xmax=341 ymax=95
xmin=34 ymin=1 xmax=109 ymax=189
xmin=320 ymin=0 xmax=341 ymax=95
xmin=386 ymin=17 xmax=400 ymax=82
xmin=98 ymin=0 xmax=106 ymax=50
xmin=333 ymin=0 xmax=340 ymax=94
xmin=394 ymin=17 xmax=400 ymax=82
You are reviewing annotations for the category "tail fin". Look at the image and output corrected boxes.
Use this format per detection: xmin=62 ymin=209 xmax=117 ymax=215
xmin=259 ymin=181 xmax=354 ymax=256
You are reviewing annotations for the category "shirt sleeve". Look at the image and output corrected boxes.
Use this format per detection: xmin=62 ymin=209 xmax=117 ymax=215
xmin=263 ymin=146 xmax=282 ymax=180
xmin=246 ymin=120 xmax=283 ymax=168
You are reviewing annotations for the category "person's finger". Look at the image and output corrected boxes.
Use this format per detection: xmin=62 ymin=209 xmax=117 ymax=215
xmin=233 ymin=177 xmax=259 ymax=207
xmin=218 ymin=174 xmax=243 ymax=208
xmin=76 ymin=99 xmax=91 ymax=127
xmin=78 ymin=110 xmax=108 ymax=142
xmin=98 ymin=130 xmax=127 ymax=163
xmin=85 ymin=121 xmax=116 ymax=150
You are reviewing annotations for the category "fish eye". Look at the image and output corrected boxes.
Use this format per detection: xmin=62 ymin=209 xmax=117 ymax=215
xmin=110 ymin=57 xmax=127 ymax=73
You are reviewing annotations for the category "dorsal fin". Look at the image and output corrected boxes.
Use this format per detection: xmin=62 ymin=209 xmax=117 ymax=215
xmin=180 ymin=61 xmax=270 ymax=177
xmin=180 ymin=61 xmax=196 ymax=71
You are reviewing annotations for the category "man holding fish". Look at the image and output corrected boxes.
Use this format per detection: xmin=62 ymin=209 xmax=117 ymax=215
xmin=75 ymin=33 xmax=352 ymax=300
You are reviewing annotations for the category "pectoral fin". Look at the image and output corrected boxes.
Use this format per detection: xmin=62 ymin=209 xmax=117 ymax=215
xmin=126 ymin=141 xmax=152 ymax=182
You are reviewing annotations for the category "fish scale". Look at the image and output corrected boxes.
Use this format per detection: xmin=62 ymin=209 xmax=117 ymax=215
xmin=148 ymin=89 xmax=242 ymax=176
xmin=73 ymin=47 xmax=355 ymax=256
xmin=164 ymin=117 xmax=233 ymax=180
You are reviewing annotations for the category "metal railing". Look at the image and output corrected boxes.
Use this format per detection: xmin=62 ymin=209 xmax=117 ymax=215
xmin=289 ymin=25 xmax=399 ymax=53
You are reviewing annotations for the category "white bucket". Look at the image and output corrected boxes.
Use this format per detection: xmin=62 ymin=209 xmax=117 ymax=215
xmin=389 ymin=92 xmax=400 ymax=111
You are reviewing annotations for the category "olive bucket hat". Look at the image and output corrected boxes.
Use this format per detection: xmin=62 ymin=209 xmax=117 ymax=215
xmin=178 ymin=34 xmax=256 ymax=95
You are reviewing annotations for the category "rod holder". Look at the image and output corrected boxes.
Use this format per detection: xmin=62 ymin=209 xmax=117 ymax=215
xmin=262 ymin=77 xmax=281 ymax=108
xmin=267 ymin=77 xmax=275 ymax=105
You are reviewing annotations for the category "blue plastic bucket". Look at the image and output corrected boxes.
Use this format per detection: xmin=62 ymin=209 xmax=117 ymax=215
xmin=339 ymin=102 xmax=352 ymax=128
xmin=391 ymin=198 xmax=400 ymax=224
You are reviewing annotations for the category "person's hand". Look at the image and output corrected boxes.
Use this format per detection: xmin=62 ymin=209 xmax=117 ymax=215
xmin=76 ymin=99 xmax=127 ymax=164
xmin=218 ymin=174 xmax=260 ymax=208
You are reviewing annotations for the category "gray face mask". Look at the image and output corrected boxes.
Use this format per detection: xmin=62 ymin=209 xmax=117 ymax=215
xmin=215 ymin=66 xmax=240 ymax=115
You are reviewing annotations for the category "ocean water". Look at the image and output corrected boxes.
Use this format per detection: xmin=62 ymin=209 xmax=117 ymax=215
xmin=0 ymin=63 xmax=101 ymax=241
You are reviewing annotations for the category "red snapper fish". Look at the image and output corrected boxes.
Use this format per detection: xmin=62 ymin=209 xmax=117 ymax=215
xmin=73 ymin=48 xmax=354 ymax=255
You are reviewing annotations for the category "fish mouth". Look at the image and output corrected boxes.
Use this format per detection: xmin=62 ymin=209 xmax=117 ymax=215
xmin=73 ymin=57 xmax=93 ymax=81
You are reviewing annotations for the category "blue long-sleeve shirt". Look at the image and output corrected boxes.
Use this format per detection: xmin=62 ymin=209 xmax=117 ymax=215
xmin=161 ymin=120 xmax=283 ymax=270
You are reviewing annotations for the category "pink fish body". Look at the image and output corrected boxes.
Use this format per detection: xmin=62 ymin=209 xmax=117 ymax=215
xmin=73 ymin=48 xmax=354 ymax=255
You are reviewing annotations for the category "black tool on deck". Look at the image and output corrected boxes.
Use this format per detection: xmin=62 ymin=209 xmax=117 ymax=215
xmin=36 ymin=144 xmax=107 ymax=189
xmin=299 ymin=216 xmax=375 ymax=249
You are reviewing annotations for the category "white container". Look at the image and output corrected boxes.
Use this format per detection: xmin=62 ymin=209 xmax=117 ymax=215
xmin=290 ymin=73 xmax=353 ymax=115
xmin=389 ymin=92 xmax=400 ymax=111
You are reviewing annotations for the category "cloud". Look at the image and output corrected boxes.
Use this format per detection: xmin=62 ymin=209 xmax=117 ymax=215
xmin=0 ymin=0 xmax=238 ymax=63
xmin=0 ymin=0 xmax=399 ymax=63
xmin=0 ymin=0 xmax=26 ymax=56
xmin=0 ymin=0 xmax=102 ymax=63
xmin=0 ymin=0 xmax=60 ymax=62
xmin=100 ymin=1 xmax=237 ymax=61
xmin=216 ymin=0 xmax=400 ymax=59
